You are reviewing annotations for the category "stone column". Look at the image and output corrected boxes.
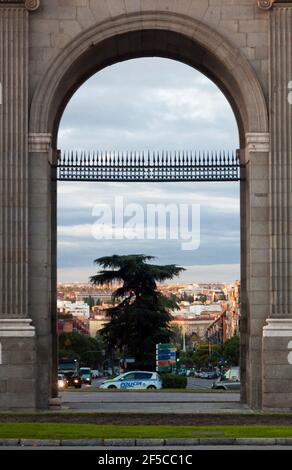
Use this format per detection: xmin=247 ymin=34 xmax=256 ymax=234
xmin=242 ymin=133 xmax=270 ymax=409
xmin=0 ymin=1 xmax=37 ymax=410
xmin=262 ymin=3 xmax=292 ymax=409
xmin=28 ymin=133 xmax=57 ymax=408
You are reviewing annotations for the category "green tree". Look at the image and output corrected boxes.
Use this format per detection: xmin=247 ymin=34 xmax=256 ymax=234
xmin=58 ymin=332 xmax=104 ymax=368
xmin=196 ymin=294 xmax=207 ymax=304
xmin=222 ymin=336 xmax=240 ymax=366
xmin=183 ymin=344 xmax=222 ymax=369
xmin=90 ymin=254 xmax=184 ymax=370
xmin=180 ymin=349 xmax=196 ymax=368
xmin=169 ymin=324 xmax=183 ymax=349
xmin=83 ymin=296 xmax=95 ymax=309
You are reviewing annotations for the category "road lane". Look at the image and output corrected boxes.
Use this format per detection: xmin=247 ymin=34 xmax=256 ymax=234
xmin=60 ymin=391 xmax=240 ymax=403
xmin=60 ymin=400 xmax=250 ymax=413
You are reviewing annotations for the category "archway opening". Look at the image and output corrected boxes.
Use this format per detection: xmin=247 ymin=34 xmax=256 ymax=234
xmin=56 ymin=57 xmax=241 ymax=404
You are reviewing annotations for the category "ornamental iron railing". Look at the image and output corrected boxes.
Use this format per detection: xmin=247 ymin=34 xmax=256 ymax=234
xmin=54 ymin=150 xmax=243 ymax=182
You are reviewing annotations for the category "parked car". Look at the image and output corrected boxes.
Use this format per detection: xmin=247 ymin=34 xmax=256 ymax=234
xmin=99 ymin=371 xmax=162 ymax=390
xmin=197 ymin=371 xmax=209 ymax=379
xmin=57 ymin=373 xmax=68 ymax=390
xmin=212 ymin=366 xmax=240 ymax=390
xmin=91 ymin=369 xmax=100 ymax=379
xmin=79 ymin=367 xmax=92 ymax=385
xmin=204 ymin=371 xmax=219 ymax=380
xmin=64 ymin=371 xmax=82 ymax=389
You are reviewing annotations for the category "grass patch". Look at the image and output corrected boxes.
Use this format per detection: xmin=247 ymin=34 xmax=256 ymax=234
xmin=1 ymin=423 xmax=292 ymax=440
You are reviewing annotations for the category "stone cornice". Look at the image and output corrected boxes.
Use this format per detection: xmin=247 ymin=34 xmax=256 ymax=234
xmin=257 ymin=0 xmax=292 ymax=9
xmin=0 ymin=0 xmax=40 ymax=11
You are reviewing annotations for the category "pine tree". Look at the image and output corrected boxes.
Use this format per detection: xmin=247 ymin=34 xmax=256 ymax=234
xmin=90 ymin=255 xmax=184 ymax=370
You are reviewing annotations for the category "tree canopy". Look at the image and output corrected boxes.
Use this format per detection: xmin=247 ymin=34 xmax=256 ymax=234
xmin=59 ymin=332 xmax=105 ymax=368
xmin=90 ymin=254 xmax=184 ymax=370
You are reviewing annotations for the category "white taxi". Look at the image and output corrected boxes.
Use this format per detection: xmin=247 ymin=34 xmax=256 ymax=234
xmin=99 ymin=371 xmax=162 ymax=390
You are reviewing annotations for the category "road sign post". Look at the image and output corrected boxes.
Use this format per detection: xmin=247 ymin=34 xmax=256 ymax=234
xmin=156 ymin=344 xmax=177 ymax=373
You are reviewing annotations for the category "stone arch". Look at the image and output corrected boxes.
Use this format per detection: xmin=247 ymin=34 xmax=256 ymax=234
xmin=29 ymin=11 xmax=268 ymax=149
xmin=27 ymin=11 xmax=270 ymax=410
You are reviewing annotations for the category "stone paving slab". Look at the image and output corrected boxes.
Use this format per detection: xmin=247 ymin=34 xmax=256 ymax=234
xmin=0 ymin=438 xmax=291 ymax=447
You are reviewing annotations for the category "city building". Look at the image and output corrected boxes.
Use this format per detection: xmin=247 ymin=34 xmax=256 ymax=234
xmin=58 ymin=316 xmax=89 ymax=336
xmin=57 ymin=300 xmax=90 ymax=319
xmin=171 ymin=312 xmax=219 ymax=342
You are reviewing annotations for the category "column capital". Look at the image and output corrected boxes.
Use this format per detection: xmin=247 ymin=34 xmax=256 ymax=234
xmin=257 ymin=0 xmax=276 ymax=9
xmin=246 ymin=132 xmax=270 ymax=152
xmin=25 ymin=0 xmax=40 ymax=11
xmin=0 ymin=1 xmax=40 ymax=11
xmin=257 ymin=0 xmax=292 ymax=9
xmin=29 ymin=133 xmax=51 ymax=153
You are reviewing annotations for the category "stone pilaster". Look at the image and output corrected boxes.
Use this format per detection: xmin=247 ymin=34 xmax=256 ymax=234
xmin=0 ymin=1 xmax=39 ymax=410
xmin=0 ymin=4 xmax=29 ymax=318
xmin=262 ymin=3 xmax=292 ymax=409
xmin=269 ymin=4 xmax=292 ymax=318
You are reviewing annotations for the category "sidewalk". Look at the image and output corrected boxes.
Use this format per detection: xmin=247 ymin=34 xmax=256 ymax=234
xmin=2 ymin=437 xmax=292 ymax=447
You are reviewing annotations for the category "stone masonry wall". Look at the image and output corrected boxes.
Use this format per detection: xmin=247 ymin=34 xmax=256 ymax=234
xmin=28 ymin=0 xmax=269 ymax=101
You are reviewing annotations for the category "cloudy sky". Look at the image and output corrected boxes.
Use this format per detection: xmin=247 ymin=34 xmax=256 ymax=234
xmin=57 ymin=58 xmax=240 ymax=284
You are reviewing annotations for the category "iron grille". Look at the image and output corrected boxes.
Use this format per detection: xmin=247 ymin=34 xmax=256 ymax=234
xmin=54 ymin=150 xmax=243 ymax=182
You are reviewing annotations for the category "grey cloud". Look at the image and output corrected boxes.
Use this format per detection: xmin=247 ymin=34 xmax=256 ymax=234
xmin=57 ymin=58 xmax=240 ymax=280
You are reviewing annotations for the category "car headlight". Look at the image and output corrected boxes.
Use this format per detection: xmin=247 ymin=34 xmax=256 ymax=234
xmin=74 ymin=379 xmax=79 ymax=383
xmin=59 ymin=381 xmax=65 ymax=388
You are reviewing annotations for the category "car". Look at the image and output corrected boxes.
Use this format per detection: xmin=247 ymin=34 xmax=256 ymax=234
xmin=91 ymin=369 xmax=100 ymax=379
xmin=212 ymin=366 xmax=240 ymax=391
xmin=197 ymin=371 xmax=209 ymax=379
xmin=99 ymin=371 xmax=162 ymax=390
xmin=63 ymin=371 xmax=82 ymax=389
xmin=186 ymin=369 xmax=195 ymax=377
xmin=80 ymin=367 xmax=92 ymax=385
xmin=57 ymin=373 xmax=68 ymax=390
xmin=204 ymin=371 xmax=219 ymax=380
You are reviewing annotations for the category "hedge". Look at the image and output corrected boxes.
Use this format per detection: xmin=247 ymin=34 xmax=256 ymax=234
xmin=161 ymin=374 xmax=187 ymax=389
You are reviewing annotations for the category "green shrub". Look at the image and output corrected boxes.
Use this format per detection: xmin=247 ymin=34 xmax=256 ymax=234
xmin=161 ymin=374 xmax=187 ymax=389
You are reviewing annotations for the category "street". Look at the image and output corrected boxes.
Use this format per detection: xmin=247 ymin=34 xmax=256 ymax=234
xmin=91 ymin=376 xmax=222 ymax=390
xmin=58 ymin=377 xmax=245 ymax=414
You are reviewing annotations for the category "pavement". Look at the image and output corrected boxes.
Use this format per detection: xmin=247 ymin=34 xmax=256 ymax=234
xmin=57 ymin=378 xmax=247 ymax=414
xmin=2 ymin=438 xmax=292 ymax=449
xmin=2 ymin=446 xmax=292 ymax=450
